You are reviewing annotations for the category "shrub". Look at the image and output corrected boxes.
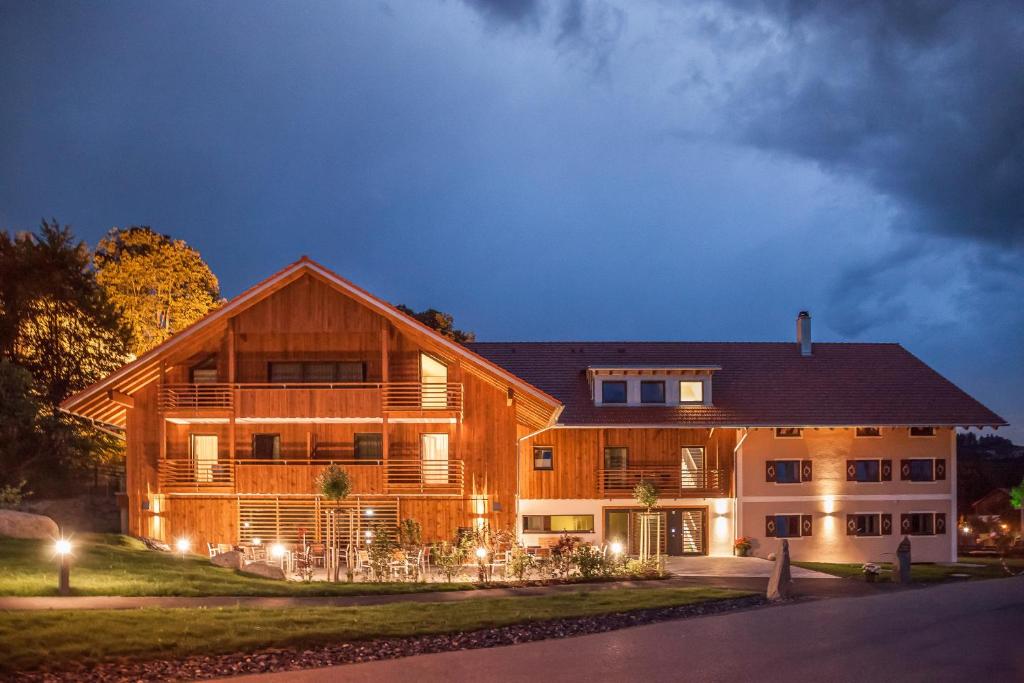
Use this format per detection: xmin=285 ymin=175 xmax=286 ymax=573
xmin=573 ymin=543 xmax=610 ymax=579
xmin=431 ymin=540 xmax=468 ymax=583
xmin=550 ymin=533 xmax=582 ymax=578
xmin=0 ymin=480 xmax=30 ymax=509
xmin=623 ymin=557 xmax=663 ymax=578
xmin=507 ymin=545 xmax=537 ymax=582
xmin=366 ymin=525 xmax=396 ymax=582
xmin=316 ymin=465 xmax=351 ymax=501
xmin=398 ymin=518 xmax=422 ymax=549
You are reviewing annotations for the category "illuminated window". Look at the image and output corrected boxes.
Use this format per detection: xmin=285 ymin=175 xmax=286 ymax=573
xmin=601 ymin=381 xmax=627 ymax=404
xmin=533 ymin=446 xmax=553 ymax=471
xmin=522 ymin=515 xmax=594 ymax=533
xmin=909 ymin=427 xmax=936 ymax=437
xmin=679 ymin=380 xmax=703 ymax=404
xmin=775 ymin=427 xmax=802 ymax=438
xmin=640 ymin=381 xmax=665 ymax=404
xmin=855 ymin=427 xmax=881 ymax=438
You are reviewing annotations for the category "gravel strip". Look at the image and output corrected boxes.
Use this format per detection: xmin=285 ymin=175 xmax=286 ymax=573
xmin=11 ymin=595 xmax=766 ymax=682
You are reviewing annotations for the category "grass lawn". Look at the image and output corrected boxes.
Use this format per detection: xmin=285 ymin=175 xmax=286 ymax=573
xmin=0 ymin=586 xmax=753 ymax=672
xmin=0 ymin=534 xmax=473 ymax=597
xmin=793 ymin=556 xmax=1024 ymax=583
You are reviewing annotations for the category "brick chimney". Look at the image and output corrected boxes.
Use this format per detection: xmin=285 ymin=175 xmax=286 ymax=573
xmin=797 ymin=311 xmax=812 ymax=356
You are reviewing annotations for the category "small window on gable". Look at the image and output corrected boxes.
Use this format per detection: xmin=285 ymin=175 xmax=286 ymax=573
xmin=775 ymin=427 xmax=802 ymax=438
xmin=533 ymin=446 xmax=553 ymax=471
xmin=679 ymin=380 xmax=703 ymax=404
xmin=640 ymin=381 xmax=665 ymax=404
xmin=855 ymin=427 xmax=881 ymax=438
xmin=909 ymin=427 xmax=936 ymax=437
xmin=601 ymin=381 xmax=627 ymax=404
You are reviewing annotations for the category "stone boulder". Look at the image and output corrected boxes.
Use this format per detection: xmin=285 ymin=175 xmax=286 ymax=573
xmin=766 ymin=538 xmax=793 ymax=601
xmin=211 ymin=550 xmax=244 ymax=570
xmin=0 ymin=509 xmax=60 ymax=540
xmin=241 ymin=561 xmax=286 ymax=581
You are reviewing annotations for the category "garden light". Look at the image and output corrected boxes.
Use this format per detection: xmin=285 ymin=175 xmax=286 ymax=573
xmin=610 ymin=541 xmax=623 ymax=555
xmin=271 ymin=543 xmax=286 ymax=559
xmin=175 ymin=538 xmax=191 ymax=556
xmin=54 ymin=537 xmax=72 ymax=596
xmin=475 ymin=547 xmax=487 ymax=559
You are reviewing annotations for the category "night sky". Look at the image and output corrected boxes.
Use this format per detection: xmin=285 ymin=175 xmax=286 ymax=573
xmin=1 ymin=1 xmax=1021 ymax=439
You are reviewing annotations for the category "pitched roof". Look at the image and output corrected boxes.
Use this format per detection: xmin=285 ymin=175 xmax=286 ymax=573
xmin=61 ymin=258 xmax=561 ymax=428
xmin=467 ymin=341 xmax=1007 ymax=428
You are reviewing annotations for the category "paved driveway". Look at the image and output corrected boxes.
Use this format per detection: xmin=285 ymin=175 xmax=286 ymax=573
xmin=665 ymin=555 xmax=837 ymax=579
xmin=231 ymin=576 xmax=1024 ymax=682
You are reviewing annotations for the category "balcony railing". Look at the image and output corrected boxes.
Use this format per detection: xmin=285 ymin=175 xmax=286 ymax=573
xmin=159 ymin=458 xmax=464 ymax=496
xmin=598 ymin=467 xmax=725 ymax=498
xmin=158 ymin=458 xmax=235 ymax=490
xmin=157 ymin=382 xmax=463 ymax=415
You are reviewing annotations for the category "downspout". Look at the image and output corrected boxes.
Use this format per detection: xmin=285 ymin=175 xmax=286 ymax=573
xmin=733 ymin=428 xmax=750 ymax=540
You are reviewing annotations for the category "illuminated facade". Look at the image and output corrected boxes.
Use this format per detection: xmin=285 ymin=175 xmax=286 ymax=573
xmin=63 ymin=262 xmax=1005 ymax=563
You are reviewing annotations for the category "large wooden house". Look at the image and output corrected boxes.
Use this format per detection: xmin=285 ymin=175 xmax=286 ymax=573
xmin=63 ymin=259 xmax=1006 ymax=562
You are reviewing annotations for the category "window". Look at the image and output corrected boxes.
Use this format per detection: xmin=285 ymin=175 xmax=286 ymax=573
xmin=679 ymin=380 xmax=703 ymax=404
xmin=522 ymin=515 xmax=594 ymax=533
xmin=354 ymin=433 xmax=382 ymax=461
xmin=251 ymin=433 xmax=280 ymax=460
xmin=190 ymin=434 xmax=219 ymax=482
xmin=850 ymin=459 xmax=880 ymax=482
xmin=767 ymin=459 xmax=811 ymax=484
xmin=909 ymin=427 xmax=936 ymax=437
xmin=855 ymin=427 xmax=881 ymax=438
xmin=601 ymin=381 xmax=627 ymax=404
xmin=906 ymin=512 xmax=934 ymax=535
xmin=766 ymin=514 xmax=812 ymax=538
xmin=640 ymin=381 xmax=666 ymax=404
xmin=420 ymin=354 xmax=448 ymax=408
xmin=268 ymin=361 xmax=366 ymax=383
xmin=775 ymin=427 xmax=802 ymax=438
xmin=604 ymin=447 xmax=628 ymax=469
xmin=904 ymin=459 xmax=937 ymax=482
xmin=533 ymin=446 xmax=553 ymax=470
xmin=420 ymin=433 xmax=449 ymax=484
xmin=849 ymin=513 xmax=881 ymax=536
xmin=190 ymin=356 xmax=218 ymax=383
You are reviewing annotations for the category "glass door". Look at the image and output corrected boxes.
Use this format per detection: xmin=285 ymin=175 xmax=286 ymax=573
xmin=190 ymin=434 xmax=218 ymax=482
xmin=420 ymin=433 xmax=449 ymax=484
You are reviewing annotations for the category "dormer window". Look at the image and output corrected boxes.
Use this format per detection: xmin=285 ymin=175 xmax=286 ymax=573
xmin=640 ymin=381 xmax=665 ymax=404
xmin=679 ymin=380 xmax=703 ymax=404
xmin=601 ymin=381 xmax=628 ymax=404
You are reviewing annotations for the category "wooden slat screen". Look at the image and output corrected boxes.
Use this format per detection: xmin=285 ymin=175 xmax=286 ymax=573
xmin=237 ymin=496 xmax=399 ymax=545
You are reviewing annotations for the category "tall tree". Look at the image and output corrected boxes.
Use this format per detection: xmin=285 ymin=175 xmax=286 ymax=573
xmin=396 ymin=305 xmax=475 ymax=344
xmin=0 ymin=221 xmax=132 ymax=492
xmin=94 ymin=227 xmax=222 ymax=357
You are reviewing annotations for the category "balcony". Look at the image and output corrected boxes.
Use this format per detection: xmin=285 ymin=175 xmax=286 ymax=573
xmin=598 ymin=467 xmax=726 ymax=498
xmin=157 ymin=382 xmax=464 ymax=420
xmin=158 ymin=458 xmax=465 ymax=496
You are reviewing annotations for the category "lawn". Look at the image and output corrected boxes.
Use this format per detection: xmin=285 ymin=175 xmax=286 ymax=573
xmin=793 ymin=556 xmax=1024 ymax=583
xmin=0 ymin=586 xmax=753 ymax=672
xmin=0 ymin=534 xmax=473 ymax=597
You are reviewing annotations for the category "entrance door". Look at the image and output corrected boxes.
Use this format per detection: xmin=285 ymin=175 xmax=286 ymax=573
xmin=666 ymin=508 xmax=706 ymax=556
xmin=190 ymin=434 xmax=218 ymax=482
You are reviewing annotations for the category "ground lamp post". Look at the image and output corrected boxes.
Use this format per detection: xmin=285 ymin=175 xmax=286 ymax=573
xmin=55 ymin=538 xmax=72 ymax=596
xmin=175 ymin=537 xmax=191 ymax=559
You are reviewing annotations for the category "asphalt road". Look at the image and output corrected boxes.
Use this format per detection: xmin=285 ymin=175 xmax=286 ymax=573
xmin=230 ymin=576 xmax=1024 ymax=683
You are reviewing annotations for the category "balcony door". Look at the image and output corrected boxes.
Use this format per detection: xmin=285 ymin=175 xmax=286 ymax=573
xmin=420 ymin=354 xmax=448 ymax=409
xmin=420 ymin=433 xmax=449 ymax=484
xmin=680 ymin=446 xmax=705 ymax=489
xmin=190 ymin=434 xmax=218 ymax=482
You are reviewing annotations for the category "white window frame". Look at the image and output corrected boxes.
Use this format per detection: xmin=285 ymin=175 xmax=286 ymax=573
xmin=774 ymin=427 xmax=803 ymax=439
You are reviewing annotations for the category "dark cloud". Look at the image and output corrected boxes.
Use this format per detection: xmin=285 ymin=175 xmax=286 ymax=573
xmin=462 ymin=0 xmax=542 ymax=27
xmin=715 ymin=0 xmax=1024 ymax=247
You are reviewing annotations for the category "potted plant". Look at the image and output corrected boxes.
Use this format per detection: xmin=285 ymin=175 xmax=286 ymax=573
xmin=733 ymin=536 xmax=752 ymax=557
xmin=862 ymin=562 xmax=881 ymax=582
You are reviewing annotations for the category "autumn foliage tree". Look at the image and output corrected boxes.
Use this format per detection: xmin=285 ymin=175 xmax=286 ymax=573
xmin=94 ymin=227 xmax=222 ymax=357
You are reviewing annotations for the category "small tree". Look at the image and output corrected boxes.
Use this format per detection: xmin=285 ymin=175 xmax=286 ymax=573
xmin=366 ymin=525 xmax=396 ymax=582
xmin=399 ymin=518 xmax=422 ymax=550
xmin=633 ymin=480 xmax=660 ymax=561
xmin=316 ymin=465 xmax=352 ymax=581
xmin=431 ymin=541 xmax=467 ymax=583
xmin=633 ymin=480 xmax=658 ymax=512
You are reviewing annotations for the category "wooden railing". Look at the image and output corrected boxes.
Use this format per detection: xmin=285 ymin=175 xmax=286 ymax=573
xmin=598 ymin=467 xmax=725 ymax=498
xmin=158 ymin=459 xmax=235 ymax=489
xmin=381 ymin=382 xmax=463 ymax=412
xmin=158 ymin=384 xmax=234 ymax=410
xmin=158 ymin=382 xmax=463 ymax=415
xmin=159 ymin=458 xmax=465 ymax=496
